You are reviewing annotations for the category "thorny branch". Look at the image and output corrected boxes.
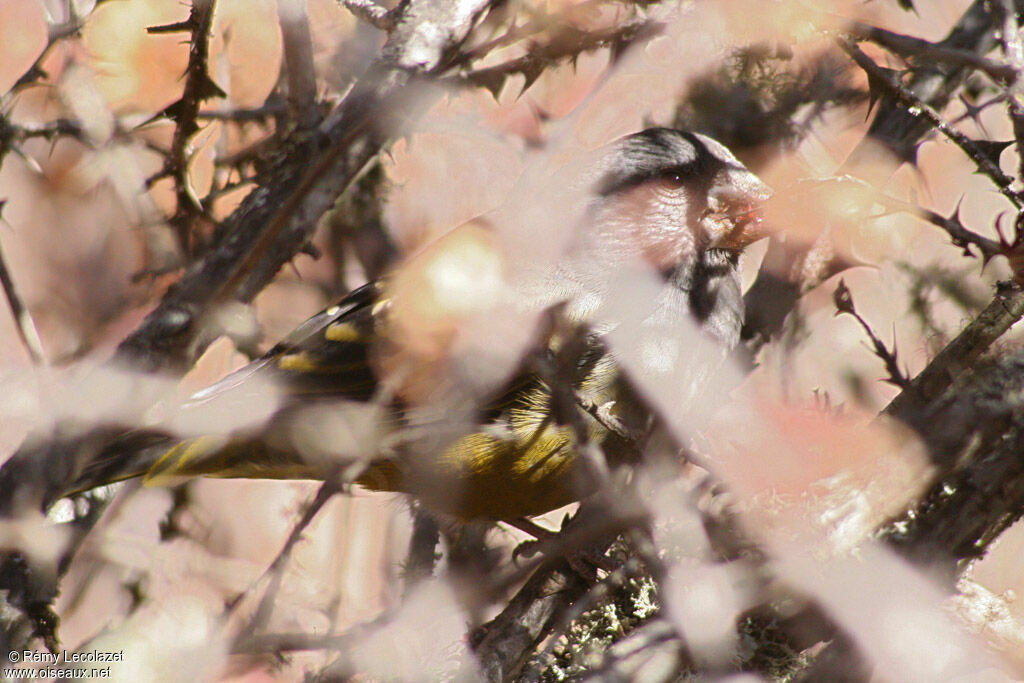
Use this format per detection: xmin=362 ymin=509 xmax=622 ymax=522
xmin=743 ymin=0 xmax=1011 ymax=353
xmin=804 ymin=284 xmax=1024 ymax=679
xmin=8 ymin=0 xmax=1024 ymax=680
xmin=740 ymin=3 xmax=1024 ymax=678
xmin=145 ymin=0 xmax=225 ymax=260
xmin=884 ymin=280 xmax=1024 ymax=425
xmin=11 ymin=10 xmax=86 ymax=92
xmin=113 ymin=0 xmax=497 ymax=376
xmin=993 ymin=0 xmax=1024 ymax=186
xmin=450 ymin=18 xmax=663 ymax=98
xmin=0 ymin=0 xmax=501 ymax=657
xmin=0 ymin=1 xmax=686 ymax=672
xmin=832 ymin=279 xmax=912 ymax=391
xmin=884 ymin=345 xmax=1024 ymax=570
xmin=911 ymin=201 xmax=1004 ymax=262
xmin=839 ymin=37 xmax=1023 ymax=207
xmin=848 ymin=21 xmax=1018 ymax=84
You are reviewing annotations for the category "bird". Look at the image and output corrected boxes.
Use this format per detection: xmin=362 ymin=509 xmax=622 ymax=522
xmin=11 ymin=128 xmax=770 ymax=521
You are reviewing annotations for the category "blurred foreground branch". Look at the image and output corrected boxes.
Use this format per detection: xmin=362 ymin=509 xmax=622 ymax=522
xmin=0 ymin=0 xmax=673 ymax=667
xmin=0 ymin=0 xmax=500 ymax=656
xmin=743 ymin=0 xmax=1013 ymax=353
xmin=8 ymin=1 xmax=1024 ymax=680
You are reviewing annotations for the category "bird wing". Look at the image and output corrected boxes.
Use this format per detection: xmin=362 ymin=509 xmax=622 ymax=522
xmin=188 ymin=280 xmax=385 ymax=405
xmin=66 ymin=282 xmax=390 ymax=493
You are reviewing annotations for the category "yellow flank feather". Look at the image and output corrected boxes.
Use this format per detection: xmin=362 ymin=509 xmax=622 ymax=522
xmin=146 ymin=434 xmax=322 ymax=485
xmin=145 ymin=435 xmax=230 ymax=486
xmin=137 ymin=251 xmax=632 ymax=520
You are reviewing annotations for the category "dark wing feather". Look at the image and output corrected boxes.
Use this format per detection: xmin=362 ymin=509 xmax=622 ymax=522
xmin=191 ymin=280 xmax=384 ymax=404
xmin=66 ymin=282 xmax=388 ymax=494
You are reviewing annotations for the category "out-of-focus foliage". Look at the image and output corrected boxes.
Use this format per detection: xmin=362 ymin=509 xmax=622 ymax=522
xmin=4 ymin=0 xmax=1024 ymax=681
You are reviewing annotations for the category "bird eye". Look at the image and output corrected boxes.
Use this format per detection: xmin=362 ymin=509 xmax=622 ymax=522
xmin=662 ymin=172 xmax=686 ymax=189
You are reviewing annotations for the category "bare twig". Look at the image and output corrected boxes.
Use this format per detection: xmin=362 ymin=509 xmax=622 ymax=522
xmin=577 ymin=395 xmax=642 ymax=448
xmin=324 ymin=159 xmax=397 ymax=291
xmin=278 ymin=0 xmax=320 ymax=129
xmin=472 ymin=557 xmax=593 ymax=680
xmin=0 ymin=230 xmax=45 ymax=364
xmin=585 ymin=619 xmax=683 ymax=680
xmin=950 ymin=92 xmax=1006 ymax=128
xmin=233 ymin=630 xmax=350 ymax=653
xmin=910 ymin=202 xmax=1003 ymax=262
xmin=228 ymin=479 xmax=343 ymax=636
xmin=196 ymin=103 xmax=288 ymax=122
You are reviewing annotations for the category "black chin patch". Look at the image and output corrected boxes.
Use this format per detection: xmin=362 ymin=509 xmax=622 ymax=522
xmin=659 ymin=249 xmax=740 ymax=323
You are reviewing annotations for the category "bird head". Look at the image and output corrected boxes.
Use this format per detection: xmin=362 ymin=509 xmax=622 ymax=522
xmin=587 ymin=128 xmax=770 ymax=272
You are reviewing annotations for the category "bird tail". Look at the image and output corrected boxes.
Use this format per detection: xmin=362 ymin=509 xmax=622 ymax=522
xmin=68 ymin=430 xmax=179 ymax=496
xmin=1 ymin=421 xmax=369 ymax=516
xmin=0 ymin=428 xmax=176 ymax=515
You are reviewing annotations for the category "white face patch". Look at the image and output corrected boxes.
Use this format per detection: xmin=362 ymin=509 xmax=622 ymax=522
xmin=586 ymin=179 xmax=698 ymax=271
xmin=588 ymin=129 xmax=770 ymax=259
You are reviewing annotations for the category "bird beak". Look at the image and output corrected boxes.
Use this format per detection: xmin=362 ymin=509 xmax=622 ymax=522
xmin=706 ymin=166 xmax=772 ymax=251
xmin=717 ymin=198 xmax=771 ymax=250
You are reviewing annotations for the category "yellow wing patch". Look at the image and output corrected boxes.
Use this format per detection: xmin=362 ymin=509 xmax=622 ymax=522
xmin=277 ymin=351 xmax=324 ymax=373
xmin=325 ymin=321 xmax=363 ymax=343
